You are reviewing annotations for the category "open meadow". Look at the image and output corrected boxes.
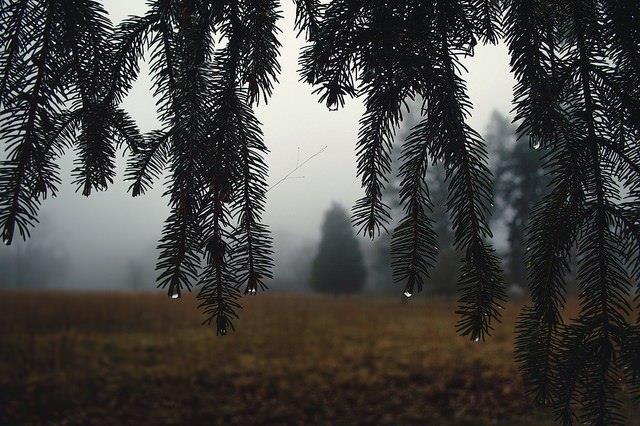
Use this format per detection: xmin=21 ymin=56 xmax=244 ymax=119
xmin=0 ymin=291 xmax=602 ymax=425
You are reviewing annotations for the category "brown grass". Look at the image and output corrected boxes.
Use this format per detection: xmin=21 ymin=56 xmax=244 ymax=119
xmin=0 ymin=291 xmax=558 ymax=425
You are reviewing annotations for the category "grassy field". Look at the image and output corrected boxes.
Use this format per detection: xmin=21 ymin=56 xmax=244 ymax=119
xmin=0 ymin=291 xmax=564 ymax=425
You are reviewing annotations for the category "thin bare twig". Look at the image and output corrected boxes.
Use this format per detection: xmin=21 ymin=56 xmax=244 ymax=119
xmin=267 ymin=145 xmax=328 ymax=193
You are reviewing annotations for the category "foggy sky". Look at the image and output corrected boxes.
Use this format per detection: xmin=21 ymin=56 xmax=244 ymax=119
xmin=1 ymin=1 xmax=516 ymax=288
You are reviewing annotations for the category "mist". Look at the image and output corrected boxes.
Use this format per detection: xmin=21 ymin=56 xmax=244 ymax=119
xmin=0 ymin=0 xmax=516 ymax=291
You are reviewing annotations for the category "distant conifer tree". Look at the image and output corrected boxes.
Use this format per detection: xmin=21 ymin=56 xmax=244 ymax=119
xmin=310 ymin=203 xmax=366 ymax=294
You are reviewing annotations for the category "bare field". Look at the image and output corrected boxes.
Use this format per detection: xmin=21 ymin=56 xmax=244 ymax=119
xmin=0 ymin=291 xmax=561 ymax=425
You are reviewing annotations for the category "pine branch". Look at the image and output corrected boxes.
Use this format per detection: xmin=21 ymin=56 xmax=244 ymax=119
xmin=391 ymin=122 xmax=438 ymax=297
xmin=109 ymin=106 xmax=143 ymax=150
xmin=509 ymin=0 xmax=639 ymax=420
xmin=125 ymin=130 xmax=169 ymax=197
xmin=554 ymin=322 xmax=590 ymax=425
xmin=0 ymin=0 xmax=31 ymax=108
xmin=514 ymin=115 xmax=587 ymax=403
xmin=299 ymin=0 xmax=506 ymax=338
xmin=432 ymin=2 xmax=506 ymax=341
xmin=107 ymin=14 xmax=155 ymax=105
xmin=352 ymin=82 xmax=408 ymax=238
xmin=469 ymin=0 xmax=503 ymax=44
xmin=504 ymin=0 xmax=565 ymax=148
xmin=155 ymin=0 xmax=213 ymax=299
xmin=229 ymin=94 xmax=274 ymax=294
xmin=195 ymin=0 xmax=274 ymax=332
xmin=292 ymin=0 xmax=321 ymax=38
xmin=62 ymin=0 xmax=124 ymax=196
xmin=242 ymin=0 xmax=282 ymax=106
xmin=193 ymin=2 xmax=247 ymax=332
xmin=558 ymin=4 xmax=632 ymax=421
xmin=0 ymin=0 xmax=59 ymax=244
xmin=198 ymin=193 xmax=240 ymax=335
xmin=602 ymin=0 xmax=640 ymax=91
xmin=298 ymin=0 xmax=362 ymax=109
xmin=149 ymin=1 xmax=178 ymax=126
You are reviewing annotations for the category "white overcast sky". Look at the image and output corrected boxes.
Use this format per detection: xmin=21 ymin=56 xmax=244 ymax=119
xmin=5 ymin=1 xmax=517 ymax=287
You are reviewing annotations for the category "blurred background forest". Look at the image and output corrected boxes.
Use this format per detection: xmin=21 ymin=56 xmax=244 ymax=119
xmin=0 ymin=110 xmax=551 ymax=298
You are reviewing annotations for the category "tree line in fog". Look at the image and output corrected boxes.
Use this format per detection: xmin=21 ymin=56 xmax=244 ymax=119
xmin=0 ymin=111 xmax=546 ymax=295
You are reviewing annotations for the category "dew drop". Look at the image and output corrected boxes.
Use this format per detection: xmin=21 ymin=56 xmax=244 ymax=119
xmin=403 ymin=290 xmax=413 ymax=298
xmin=169 ymin=288 xmax=181 ymax=299
xmin=473 ymin=336 xmax=481 ymax=343
xmin=248 ymin=288 xmax=257 ymax=295
xmin=532 ymin=140 xmax=541 ymax=150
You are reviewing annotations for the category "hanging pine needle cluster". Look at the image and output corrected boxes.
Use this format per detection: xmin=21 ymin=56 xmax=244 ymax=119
xmin=0 ymin=0 xmax=285 ymax=335
xmin=1 ymin=0 xmax=639 ymax=423
xmin=299 ymin=0 xmax=507 ymax=342
xmin=0 ymin=0 xmax=140 ymax=241
xmin=300 ymin=0 xmax=639 ymax=422
xmin=505 ymin=0 xmax=640 ymax=423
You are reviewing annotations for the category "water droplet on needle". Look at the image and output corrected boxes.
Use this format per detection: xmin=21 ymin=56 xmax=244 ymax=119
xmin=169 ymin=287 xmax=181 ymax=299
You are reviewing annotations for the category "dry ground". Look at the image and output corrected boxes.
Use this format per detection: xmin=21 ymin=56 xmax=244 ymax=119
xmin=0 ymin=291 xmax=567 ymax=425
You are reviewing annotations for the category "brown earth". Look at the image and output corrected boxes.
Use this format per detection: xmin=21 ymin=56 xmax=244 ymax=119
xmin=0 ymin=291 xmax=576 ymax=425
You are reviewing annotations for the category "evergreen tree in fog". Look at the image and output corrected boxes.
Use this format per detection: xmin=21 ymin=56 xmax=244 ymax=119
xmin=310 ymin=204 xmax=366 ymax=295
